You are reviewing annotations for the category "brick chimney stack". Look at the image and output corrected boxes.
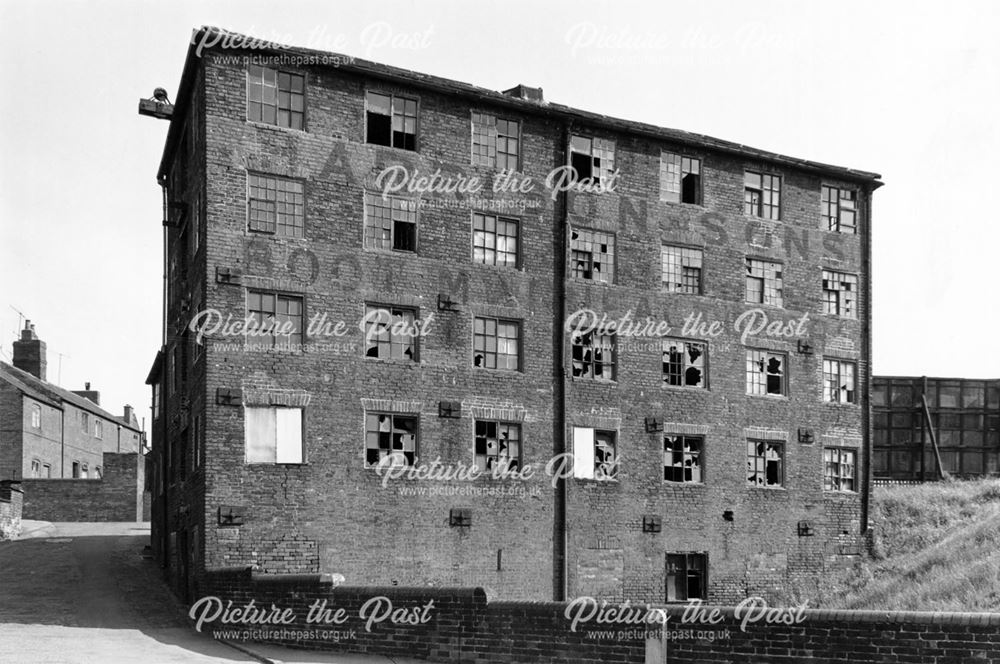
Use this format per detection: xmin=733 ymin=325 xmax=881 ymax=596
xmin=73 ymin=381 xmax=101 ymax=405
xmin=12 ymin=320 xmax=47 ymax=381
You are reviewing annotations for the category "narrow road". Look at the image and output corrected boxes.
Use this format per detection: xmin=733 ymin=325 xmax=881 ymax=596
xmin=0 ymin=522 xmax=256 ymax=664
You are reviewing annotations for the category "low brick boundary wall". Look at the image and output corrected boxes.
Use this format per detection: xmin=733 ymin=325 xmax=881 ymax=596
xmin=21 ymin=452 xmax=144 ymax=522
xmin=199 ymin=569 xmax=1000 ymax=663
xmin=0 ymin=485 xmax=23 ymax=539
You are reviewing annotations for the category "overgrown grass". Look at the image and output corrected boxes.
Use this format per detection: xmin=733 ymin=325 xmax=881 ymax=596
xmin=826 ymin=478 xmax=1000 ymax=612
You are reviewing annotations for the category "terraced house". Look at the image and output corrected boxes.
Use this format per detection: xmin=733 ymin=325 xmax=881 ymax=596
xmin=146 ymin=26 xmax=882 ymax=604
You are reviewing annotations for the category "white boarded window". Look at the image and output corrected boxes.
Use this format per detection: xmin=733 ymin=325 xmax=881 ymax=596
xmin=572 ymin=427 xmax=617 ymax=480
xmin=245 ymin=406 xmax=303 ymax=464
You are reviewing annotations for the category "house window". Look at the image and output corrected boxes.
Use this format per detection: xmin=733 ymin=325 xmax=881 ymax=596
xmin=31 ymin=403 xmax=41 ymax=429
xmin=824 ymin=448 xmax=856 ymax=491
xmin=244 ymin=406 xmax=304 ymax=464
xmin=247 ymin=174 xmax=305 ymax=237
xmin=662 ymin=339 xmax=707 ymax=388
xmin=822 ymin=270 xmax=858 ymax=318
xmin=152 ymin=382 xmax=161 ymax=420
xmin=745 ymin=258 xmax=783 ymax=306
xmin=193 ymin=415 xmax=201 ymax=469
xmin=747 ymin=440 xmax=784 ymax=487
xmin=571 ymin=427 xmax=618 ymax=480
xmin=570 ymin=228 xmax=615 ymax=283
xmin=471 ymin=112 xmax=519 ymax=170
xmin=666 ymin=553 xmax=707 ymax=601
xmin=247 ymin=291 xmax=304 ymax=349
xmin=661 ymin=245 xmax=703 ymax=294
xmin=81 ymin=463 xmax=89 ymax=479
xmin=366 ymin=91 xmax=417 ymax=150
xmin=822 ymin=185 xmax=857 ymax=233
xmin=95 ymin=466 xmax=102 ymax=479
xmin=746 ymin=349 xmax=787 ymax=396
xmin=365 ymin=413 xmax=417 ymax=467
xmin=663 ymin=435 xmax=703 ymax=483
xmin=364 ymin=305 xmax=418 ymax=361
xmin=660 ymin=153 xmax=701 ymax=204
xmin=744 ymin=171 xmax=781 ymax=220
xmin=364 ymin=192 xmax=417 ymax=252
xmin=72 ymin=461 xmax=80 ymax=478
xmin=823 ymin=359 xmax=857 ymax=404
xmin=94 ymin=420 xmax=103 ymax=439
xmin=571 ymin=330 xmax=616 ymax=380
xmin=246 ymin=65 xmax=304 ymax=129
xmin=30 ymin=459 xmax=40 ymax=478
xmin=472 ymin=213 xmax=519 ymax=267
xmin=473 ymin=317 xmax=521 ymax=370
xmin=80 ymin=412 xmax=88 ymax=433
xmin=569 ymin=136 xmax=615 ymax=184
xmin=474 ymin=421 xmax=521 ymax=472
xmin=42 ymin=463 xmax=51 ymax=478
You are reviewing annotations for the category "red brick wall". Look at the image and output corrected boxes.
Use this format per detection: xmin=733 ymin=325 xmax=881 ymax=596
xmin=21 ymin=452 xmax=144 ymax=521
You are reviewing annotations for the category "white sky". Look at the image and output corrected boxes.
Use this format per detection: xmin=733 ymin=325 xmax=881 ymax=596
xmin=1 ymin=0 xmax=998 ymax=431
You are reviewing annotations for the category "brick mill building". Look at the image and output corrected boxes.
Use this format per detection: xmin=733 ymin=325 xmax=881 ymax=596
xmin=146 ymin=26 xmax=882 ymax=604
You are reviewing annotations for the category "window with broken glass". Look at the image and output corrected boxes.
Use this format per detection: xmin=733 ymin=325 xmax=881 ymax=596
xmin=366 ymin=91 xmax=417 ymax=150
xmin=473 ymin=213 xmax=519 ymax=267
xmin=822 ymin=270 xmax=857 ymax=318
xmin=747 ymin=440 xmax=784 ymax=487
xmin=571 ymin=330 xmax=616 ymax=380
xmin=746 ymin=349 xmax=786 ymax=396
xmin=364 ymin=192 xmax=417 ymax=252
xmin=746 ymin=258 xmax=783 ymax=306
xmin=744 ymin=171 xmax=781 ymax=220
xmin=471 ymin=112 xmax=519 ymax=170
xmin=662 ymin=339 xmax=707 ymax=388
xmin=365 ymin=413 xmax=417 ymax=467
xmin=474 ymin=421 xmax=521 ymax=472
xmin=661 ymin=245 xmax=703 ymax=294
xmin=666 ymin=553 xmax=706 ymax=601
xmin=660 ymin=152 xmax=701 ymax=204
xmin=570 ymin=228 xmax=615 ymax=283
xmin=473 ymin=317 xmax=520 ymax=370
xmin=824 ymin=448 xmax=856 ymax=491
xmin=247 ymin=65 xmax=305 ymax=130
xmin=823 ymin=359 xmax=857 ymax=404
xmin=364 ymin=305 xmax=417 ymax=361
xmin=822 ymin=185 xmax=857 ymax=233
xmin=247 ymin=173 xmax=304 ymax=237
xmin=663 ymin=435 xmax=703 ymax=483
xmin=569 ymin=136 xmax=615 ymax=184
xmin=571 ymin=427 xmax=618 ymax=480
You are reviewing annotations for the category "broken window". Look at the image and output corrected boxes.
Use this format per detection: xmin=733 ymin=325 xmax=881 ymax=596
xmin=364 ymin=305 xmax=417 ymax=361
xmin=660 ymin=152 xmax=701 ymax=204
xmin=473 ymin=213 xmax=519 ymax=267
xmin=822 ymin=270 xmax=858 ymax=318
xmin=474 ymin=421 xmax=521 ymax=472
xmin=364 ymin=192 xmax=417 ymax=252
xmin=744 ymin=171 xmax=781 ymax=220
xmin=473 ymin=317 xmax=520 ymax=370
xmin=247 ymin=290 xmax=304 ymax=349
xmin=661 ymin=245 xmax=703 ymax=294
xmin=823 ymin=359 xmax=857 ymax=403
xmin=571 ymin=427 xmax=618 ymax=480
xmin=569 ymin=136 xmax=615 ymax=184
xmin=824 ymin=448 xmax=856 ymax=491
xmin=366 ymin=91 xmax=417 ymax=150
xmin=662 ymin=339 xmax=707 ymax=388
xmin=746 ymin=349 xmax=786 ymax=396
xmin=570 ymin=228 xmax=615 ymax=283
xmin=245 ymin=407 xmax=304 ymax=464
xmin=472 ymin=112 xmax=519 ymax=170
xmin=747 ymin=440 xmax=784 ymax=487
xmin=822 ymin=185 xmax=857 ymax=233
xmin=365 ymin=412 xmax=417 ymax=467
xmin=663 ymin=435 xmax=703 ymax=483
xmin=571 ymin=330 xmax=616 ymax=380
xmin=247 ymin=173 xmax=305 ymax=237
xmin=745 ymin=258 xmax=783 ymax=306
xmin=247 ymin=65 xmax=305 ymax=129
xmin=666 ymin=553 xmax=706 ymax=601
